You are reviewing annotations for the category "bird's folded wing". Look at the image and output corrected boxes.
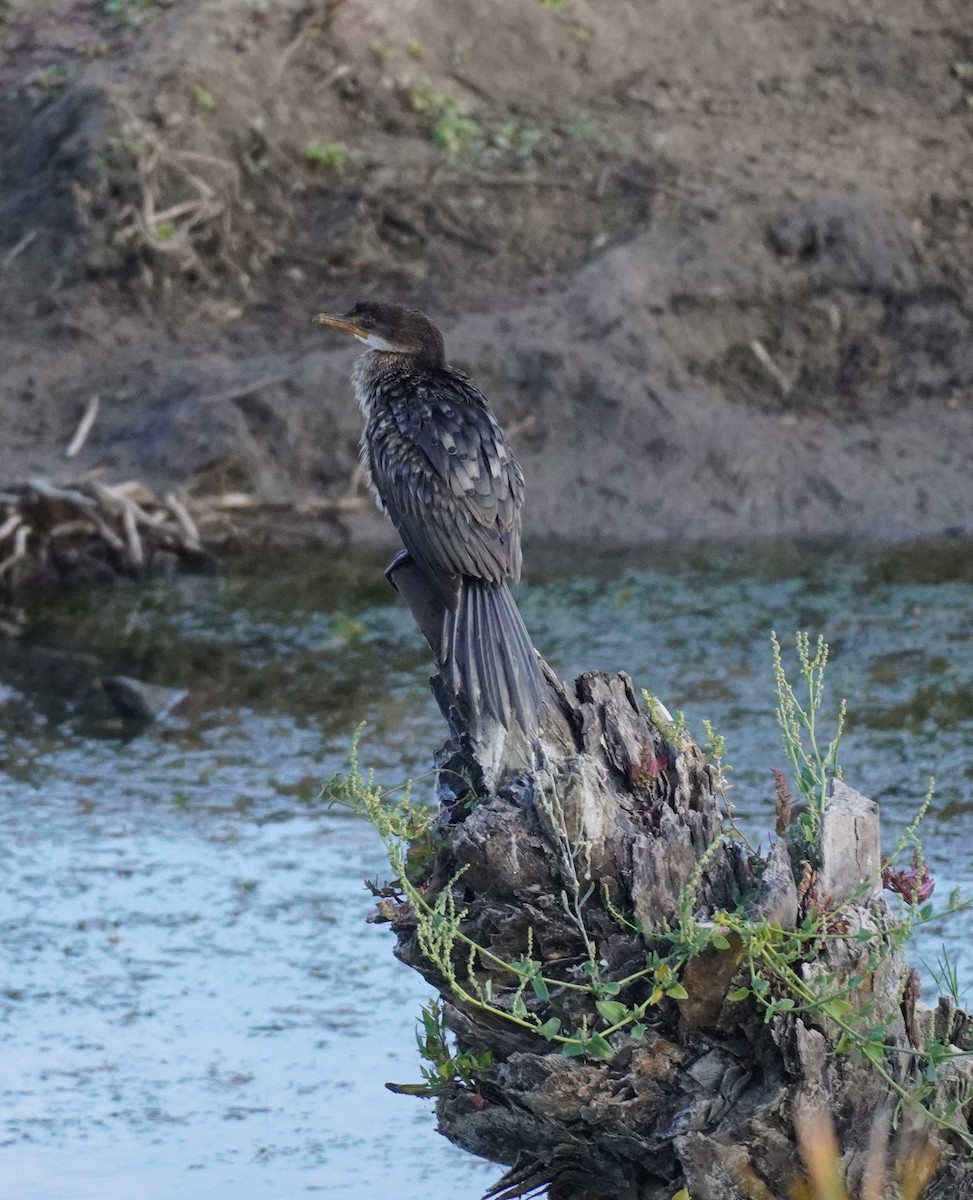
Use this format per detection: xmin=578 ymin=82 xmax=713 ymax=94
xmin=369 ymin=374 xmax=525 ymax=587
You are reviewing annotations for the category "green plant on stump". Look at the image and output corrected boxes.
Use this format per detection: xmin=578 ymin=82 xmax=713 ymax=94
xmin=329 ymin=640 xmax=973 ymax=1148
xmin=387 ymin=999 xmax=493 ymax=1098
xmin=771 ymin=631 xmax=847 ymax=858
xmin=326 ymin=728 xmax=704 ymax=1062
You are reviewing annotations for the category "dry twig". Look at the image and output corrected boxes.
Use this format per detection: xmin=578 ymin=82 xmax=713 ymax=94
xmin=750 ymin=339 xmax=793 ymax=397
xmin=0 ymin=469 xmax=361 ymax=591
xmin=1 ymin=229 xmax=37 ymax=273
xmin=65 ymin=395 xmax=101 ymax=460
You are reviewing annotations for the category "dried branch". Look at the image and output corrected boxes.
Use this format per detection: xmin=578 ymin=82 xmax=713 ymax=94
xmin=64 ymin=395 xmax=101 ymax=460
xmin=1 ymin=228 xmax=37 ymax=273
xmin=0 ymin=471 xmax=361 ymax=592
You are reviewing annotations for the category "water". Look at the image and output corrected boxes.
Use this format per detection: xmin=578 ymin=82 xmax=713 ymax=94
xmin=1 ymin=538 xmax=972 ymax=1200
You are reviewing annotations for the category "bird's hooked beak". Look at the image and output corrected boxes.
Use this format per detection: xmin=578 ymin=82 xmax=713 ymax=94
xmin=312 ymin=311 xmax=367 ymax=337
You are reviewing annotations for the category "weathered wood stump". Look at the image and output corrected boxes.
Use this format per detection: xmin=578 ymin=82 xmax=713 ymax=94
xmin=377 ymin=570 xmax=973 ymax=1199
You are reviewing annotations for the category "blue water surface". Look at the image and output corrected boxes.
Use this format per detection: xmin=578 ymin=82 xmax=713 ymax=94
xmin=1 ymin=538 xmax=971 ymax=1200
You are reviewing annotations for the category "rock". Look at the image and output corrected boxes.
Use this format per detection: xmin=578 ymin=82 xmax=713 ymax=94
xmin=100 ymin=675 xmax=187 ymax=723
xmin=819 ymin=780 xmax=882 ymax=905
xmin=0 ymin=641 xmax=100 ymax=715
xmin=749 ymin=836 xmax=799 ymax=928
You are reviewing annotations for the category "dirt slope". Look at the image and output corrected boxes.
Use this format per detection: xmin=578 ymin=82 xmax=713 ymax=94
xmin=1 ymin=0 xmax=971 ymax=545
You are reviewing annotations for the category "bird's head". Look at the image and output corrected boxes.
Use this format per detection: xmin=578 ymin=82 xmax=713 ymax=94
xmin=313 ymin=301 xmax=445 ymax=366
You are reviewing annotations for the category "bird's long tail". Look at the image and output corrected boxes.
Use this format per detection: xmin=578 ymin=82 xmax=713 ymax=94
xmin=442 ymin=578 xmax=546 ymax=735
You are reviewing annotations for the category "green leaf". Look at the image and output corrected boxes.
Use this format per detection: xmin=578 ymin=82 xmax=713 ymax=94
xmin=630 ymin=1022 xmax=646 ymax=1039
xmin=666 ymin=983 xmax=689 ymax=1001
xmin=821 ymin=998 xmax=854 ymax=1021
xmin=727 ymin=987 xmax=751 ymax=1002
xmin=531 ymin=974 xmax=550 ymax=1002
xmin=861 ymin=1041 xmax=885 ymax=1066
xmin=303 ymin=138 xmax=347 ymax=169
xmin=711 ymin=934 xmax=731 ymax=951
xmin=773 ymin=997 xmax=795 ymax=1012
xmin=386 ymin=1081 xmax=435 ymax=1096
xmin=511 ymin=994 xmax=528 ymax=1019
xmin=595 ymin=1000 xmax=627 ymax=1024
xmin=562 ymin=1040 xmax=586 ymax=1057
xmin=538 ymin=1017 xmax=561 ymax=1041
xmin=648 ymin=986 xmax=664 ymax=1005
xmin=586 ymin=1034 xmax=614 ymax=1059
xmin=598 ymin=980 xmax=621 ymax=997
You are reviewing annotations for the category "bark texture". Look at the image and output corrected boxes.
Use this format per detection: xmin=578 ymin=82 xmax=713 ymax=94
xmin=382 ymin=583 xmax=973 ymax=1199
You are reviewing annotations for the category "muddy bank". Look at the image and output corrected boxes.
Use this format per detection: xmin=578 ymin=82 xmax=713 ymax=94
xmin=1 ymin=0 xmax=972 ymax=557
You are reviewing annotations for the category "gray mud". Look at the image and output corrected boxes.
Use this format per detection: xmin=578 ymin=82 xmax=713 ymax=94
xmin=1 ymin=1 xmax=972 ymax=547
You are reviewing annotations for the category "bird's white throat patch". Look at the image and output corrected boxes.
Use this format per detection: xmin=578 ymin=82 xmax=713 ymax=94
xmin=356 ymin=332 xmax=395 ymax=351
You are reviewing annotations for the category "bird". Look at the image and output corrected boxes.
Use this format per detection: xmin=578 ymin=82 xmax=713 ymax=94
xmin=314 ymin=300 xmax=546 ymax=737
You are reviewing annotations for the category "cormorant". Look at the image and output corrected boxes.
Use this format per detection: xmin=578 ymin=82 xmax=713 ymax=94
xmin=314 ymin=301 xmax=546 ymax=736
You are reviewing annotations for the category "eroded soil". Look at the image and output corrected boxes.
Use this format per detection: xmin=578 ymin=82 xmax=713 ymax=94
xmin=1 ymin=0 xmax=972 ymax=546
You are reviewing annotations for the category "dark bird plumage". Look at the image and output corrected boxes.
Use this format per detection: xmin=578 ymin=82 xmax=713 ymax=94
xmin=314 ymin=300 xmax=546 ymax=734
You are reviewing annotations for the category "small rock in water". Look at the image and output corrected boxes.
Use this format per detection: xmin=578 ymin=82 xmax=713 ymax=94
xmin=101 ymin=676 xmax=188 ymax=724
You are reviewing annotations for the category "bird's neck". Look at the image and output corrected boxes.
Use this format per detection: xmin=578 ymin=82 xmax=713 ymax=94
xmin=352 ymin=349 xmax=441 ymax=419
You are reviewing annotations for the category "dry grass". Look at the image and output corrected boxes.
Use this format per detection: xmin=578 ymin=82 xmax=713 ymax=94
xmin=734 ymin=1106 xmax=941 ymax=1200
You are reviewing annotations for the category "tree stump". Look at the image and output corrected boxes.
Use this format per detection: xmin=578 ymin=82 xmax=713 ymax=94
xmin=372 ymin=578 xmax=973 ymax=1199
